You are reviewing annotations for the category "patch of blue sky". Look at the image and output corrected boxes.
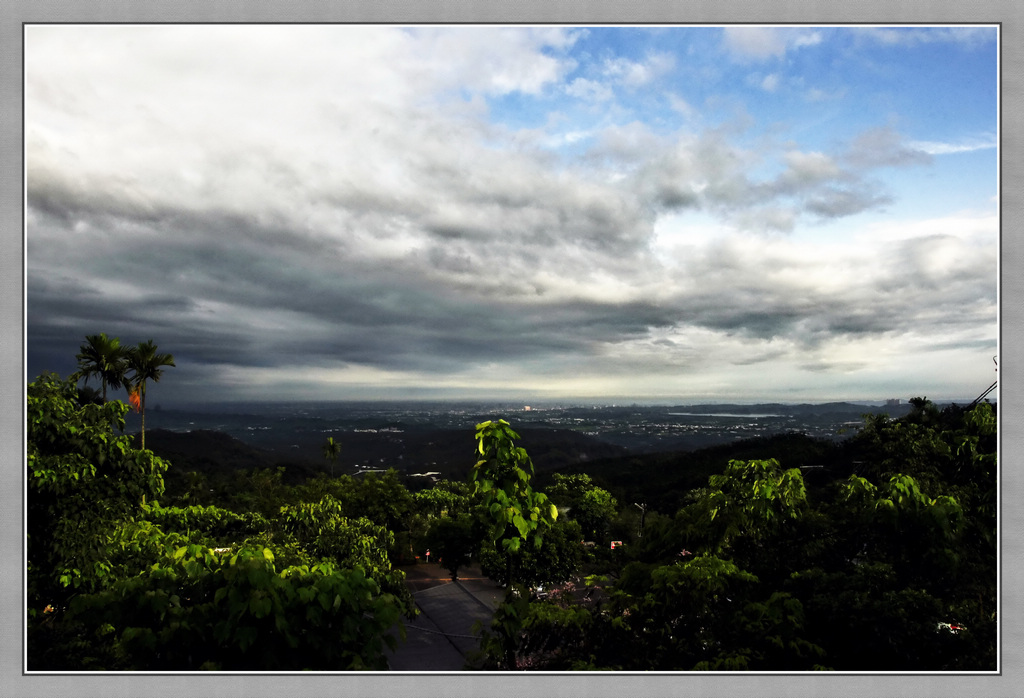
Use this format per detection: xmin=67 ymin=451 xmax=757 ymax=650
xmin=483 ymin=89 xmax=558 ymax=132
xmin=879 ymin=149 xmax=998 ymax=216
xmin=476 ymin=24 xmax=996 ymax=204
xmin=481 ymin=27 xmax=715 ymax=130
xmin=564 ymin=25 xmax=660 ymax=60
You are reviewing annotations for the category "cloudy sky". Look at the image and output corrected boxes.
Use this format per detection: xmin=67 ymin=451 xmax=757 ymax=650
xmin=24 ymin=24 xmax=999 ymax=406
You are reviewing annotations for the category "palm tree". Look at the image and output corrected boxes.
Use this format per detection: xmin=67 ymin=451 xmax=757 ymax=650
xmin=73 ymin=333 xmax=127 ymax=402
xmin=323 ymin=436 xmax=341 ymax=478
xmin=125 ymin=339 xmax=175 ymax=450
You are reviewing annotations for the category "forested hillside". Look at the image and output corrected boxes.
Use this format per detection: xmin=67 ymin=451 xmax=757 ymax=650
xmin=27 ymin=370 xmax=996 ymax=671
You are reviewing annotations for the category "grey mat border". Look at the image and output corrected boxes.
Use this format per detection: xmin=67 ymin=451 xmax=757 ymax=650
xmin=4 ymin=2 xmax=1020 ymax=697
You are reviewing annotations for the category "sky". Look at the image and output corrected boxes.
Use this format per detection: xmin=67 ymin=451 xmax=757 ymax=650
xmin=24 ymin=24 xmax=999 ymax=406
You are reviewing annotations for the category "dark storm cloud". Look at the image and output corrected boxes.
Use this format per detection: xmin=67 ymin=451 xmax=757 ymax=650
xmin=664 ymin=231 xmax=995 ymax=355
xmin=27 ymin=129 xmax=994 ymax=403
xmin=27 ymin=162 xmax=165 ymax=225
xmin=26 ymin=173 xmax=668 ymax=393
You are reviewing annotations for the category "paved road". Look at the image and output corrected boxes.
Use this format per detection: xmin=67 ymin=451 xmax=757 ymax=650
xmin=386 ymin=563 xmax=504 ymax=671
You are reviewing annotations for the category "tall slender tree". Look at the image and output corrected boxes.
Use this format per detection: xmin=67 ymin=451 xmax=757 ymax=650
xmin=323 ymin=436 xmax=341 ymax=477
xmin=73 ymin=333 xmax=127 ymax=402
xmin=471 ymin=420 xmax=558 ymax=669
xmin=125 ymin=340 xmax=175 ymax=450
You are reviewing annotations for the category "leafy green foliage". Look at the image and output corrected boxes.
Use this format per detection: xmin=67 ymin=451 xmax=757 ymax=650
xmin=64 ymin=545 xmax=402 ymax=670
xmin=424 ymin=512 xmax=480 ymax=580
xmin=230 ymin=466 xmax=293 ymax=517
xmin=278 ymin=495 xmax=413 ymax=614
xmin=479 ymin=518 xmax=583 ymax=588
xmin=500 ymin=403 xmax=996 ymax=671
xmin=294 ymin=469 xmax=415 ymax=532
xmin=546 ymin=473 xmax=618 ymax=542
xmin=27 ymin=371 xmax=411 ymax=671
xmin=27 ymin=373 xmax=169 ymax=595
xmin=470 ymin=419 xmax=559 ymax=668
xmin=414 ymin=485 xmax=467 ymax=518
xmin=470 ymin=420 xmax=557 ymax=555
xmin=142 ymin=502 xmax=271 ymax=545
xmin=72 ymin=333 xmax=128 ymax=402
xmin=28 ymin=363 xmax=996 ymax=672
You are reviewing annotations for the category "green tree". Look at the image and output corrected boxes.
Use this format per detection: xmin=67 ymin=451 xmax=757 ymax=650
xmin=469 ymin=420 xmax=558 ymax=669
xmin=576 ymin=486 xmax=618 ymax=542
xmin=60 ymin=545 xmax=403 ymax=670
xmin=846 ymin=411 xmax=952 ymax=495
xmin=470 ymin=420 xmax=558 ymax=558
xmin=76 ymin=384 xmax=104 ymax=407
xmin=471 ymin=403 xmax=996 ymax=671
xmin=906 ymin=396 xmax=941 ymax=427
xmin=72 ymin=333 xmax=127 ymax=402
xmin=479 ymin=517 xmax=583 ymax=589
xmin=323 ymin=436 xmax=341 ymax=477
xmin=784 ymin=405 xmax=995 ymax=670
xmin=27 ymin=373 xmax=169 ymax=602
xmin=684 ymin=458 xmax=808 ymax=556
xmin=27 ymin=374 xmax=412 ymax=672
xmin=547 ymin=473 xmax=619 ymax=542
xmin=414 ymin=486 xmax=464 ymax=519
xmin=425 ymin=513 xmax=479 ymax=580
xmin=278 ymin=495 xmax=413 ymax=614
xmin=125 ymin=339 xmax=175 ymax=450
xmin=490 ymin=457 xmax=820 ymax=670
xmin=295 ymin=471 xmax=355 ymax=505
xmin=231 ymin=466 xmax=291 ymax=517
xmin=352 ymin=469 xmax=415 ymax=533
xmin=409 ymin=482 xmax=473 ymax=565
xmin=142 ymin=501 xmax=270 ymax=548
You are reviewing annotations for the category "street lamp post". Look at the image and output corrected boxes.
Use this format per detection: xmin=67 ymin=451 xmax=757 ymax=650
xmin=634 ymin=502 xmax=647 ymax=539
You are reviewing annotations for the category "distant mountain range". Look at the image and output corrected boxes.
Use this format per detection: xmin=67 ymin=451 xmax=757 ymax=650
xmin=138 ymin=424 xmax=629 ymax=483
xmin=669 ymin=401 xmax=915 ymax=416
xmin=133 ymin=398 xmax=977 ymax=487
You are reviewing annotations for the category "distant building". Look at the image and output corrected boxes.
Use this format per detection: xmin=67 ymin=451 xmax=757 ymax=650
xmin=524 ymin=405 xmax=532 ymax=411
xmin=885 ymin=398 xmax=901 ymax=407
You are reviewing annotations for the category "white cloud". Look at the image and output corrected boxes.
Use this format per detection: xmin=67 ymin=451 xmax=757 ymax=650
xmin=565 ymin=77 xmax=614 ymax=102
xmin=409 ymin=26 xmax=581 ymax=96
xmin=562 ymin=51 xmax=676 ymax=105
xmin=805 ymin=87 xmax=846 ymax=102
xmin=761 ymin=73 xmax=780 ymax=92
xmin=667 ymin=93 xmax=696 ymax=119
xmin=908 ymin=135 xmax=997 ymax=155
xmin=860 ymin=26 xmax=996 ymax=48
xmin=843 ymin=127 xmax=932 ymax=169
xmin=602 ymin=51 xmax=675 ymax=87
xmin=722 ymin=27 xmax=825 ymax=62
xmin=782 ymin=150 xmax=842 ymax=182
xmin=793 ymin=31 xmax=824 ymax=48
xmin=853 ymin=211 xmax=998 ymax=244
xmin=723 ymin=27 xmax=788 ymax=60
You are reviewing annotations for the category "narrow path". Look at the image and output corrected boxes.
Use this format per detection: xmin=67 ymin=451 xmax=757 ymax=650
xmin=385 ymin=563 xmax=503 ymax=671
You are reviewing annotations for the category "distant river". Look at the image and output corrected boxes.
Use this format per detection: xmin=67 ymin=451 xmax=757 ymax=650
xmin=667 ymin=412 xmax=787 ymax=418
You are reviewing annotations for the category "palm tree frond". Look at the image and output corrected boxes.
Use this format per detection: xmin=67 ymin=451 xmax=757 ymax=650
xmin=125 ymin=339 xmax=175 ymax=450
xmin=74 ymin=333 xmax=127 ymax=401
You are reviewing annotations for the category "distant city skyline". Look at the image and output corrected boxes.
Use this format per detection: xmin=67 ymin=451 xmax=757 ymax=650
xmin=26 ymin=24 xmax=999 ymax=405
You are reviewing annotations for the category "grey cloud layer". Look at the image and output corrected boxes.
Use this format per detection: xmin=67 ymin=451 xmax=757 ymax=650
xmin=25 ymin=26 xmax=996 ymax=401
xmin=27 ymin=168 xmax=995 ymax=400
